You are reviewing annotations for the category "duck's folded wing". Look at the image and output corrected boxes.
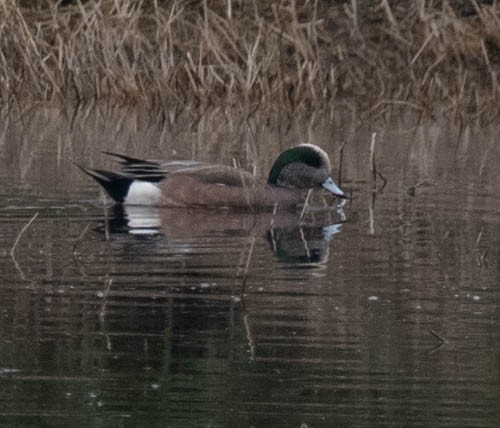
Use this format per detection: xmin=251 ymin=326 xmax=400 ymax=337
xmin=104 ymin=152 xmax=256 ymax=187
xmin=173 ymin=164 xmax=257 ymax=187
xmin=104 ymin=152 xmax=209 ymax=182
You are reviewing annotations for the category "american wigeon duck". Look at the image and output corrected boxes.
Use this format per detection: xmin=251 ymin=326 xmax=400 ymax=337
xmin=77 ymin=143 xmax=345 ymax=209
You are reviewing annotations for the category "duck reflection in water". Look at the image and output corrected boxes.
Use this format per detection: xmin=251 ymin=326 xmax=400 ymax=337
xmin=101 ymin=202 xmax=346 ymax=266
xmin=90 ymin=203 xmax=347 ymax=371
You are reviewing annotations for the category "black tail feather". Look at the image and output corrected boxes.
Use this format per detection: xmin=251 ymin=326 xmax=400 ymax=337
xmin=102 ymin=152 xmax=165 ymax=182
xmin=76 ymin=164 xmax=133 ymax=203
xmin=102 ymin=151 xmax=158 ymax=166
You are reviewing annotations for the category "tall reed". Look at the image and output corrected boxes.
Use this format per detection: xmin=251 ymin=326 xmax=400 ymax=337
xmin=1 ymin=0 xmax=499 ymax=120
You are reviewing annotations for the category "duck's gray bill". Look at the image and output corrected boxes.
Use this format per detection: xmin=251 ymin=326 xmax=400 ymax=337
xmin=322 ymin=177 xmax=346 ymax=198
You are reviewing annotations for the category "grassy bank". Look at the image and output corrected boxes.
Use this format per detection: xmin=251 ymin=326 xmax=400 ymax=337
xmin=1 ymin=0 xmax=499 ymax=120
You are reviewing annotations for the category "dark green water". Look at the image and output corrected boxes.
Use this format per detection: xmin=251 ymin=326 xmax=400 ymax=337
xmin=1 ymin=106 xmax=500 ymax=427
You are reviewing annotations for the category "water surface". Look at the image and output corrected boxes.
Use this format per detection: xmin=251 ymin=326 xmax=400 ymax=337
xmin=1 ymin=106 xmax=500 ymax=427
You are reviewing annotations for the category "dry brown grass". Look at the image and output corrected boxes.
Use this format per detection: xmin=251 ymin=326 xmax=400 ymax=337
xmin=1 ymin=0 xmax=499 ymax=121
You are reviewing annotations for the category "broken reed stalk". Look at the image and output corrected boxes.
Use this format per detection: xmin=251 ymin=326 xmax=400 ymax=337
xmin=368 ymin=193 xmax=375 ymax=235
xmin=369 ymin=132 xmax=388 ymax=193
xmin=269 ymin=203 xmax=278 ymax=253
xmin=473 ymin=227 xmax=484 ymax=251
xmin=99 ymin=276 xmax=113 ymax=351
xmin=72 ymin=222 xmax=91 ymax=258
xmin=299 ymin=188 xmax=313 ymax=222
xmin=243 ymin=312 xmax=256 ymax=361
xmin=99 ymin=277 xmax=113 ymax=320
xmin=368 ymin=133 xmax=381 ymax=234
xmin=101 ymin=190 xmax=110 ymax=241
xmin=427 ymin=328 xmax=448 ymax=354
xmin=337 ymin=139 xmax=347 ymax=186
xmin=236 ymin=235 xmax=256 ymax=294
xmin=428 ymin=328 xmax=447 ymax=344
xmin=369 ymin=132 xmax=377 ymax=189
xmin=10 ymin=212 xmax=39 ymax=258
xmin=238 ymin=236 xmax=256 ymax=361
xmin=242 ymin=237 xmax=256 ymax=278
xmin=472 ymin=227 xmax=488 ymax=267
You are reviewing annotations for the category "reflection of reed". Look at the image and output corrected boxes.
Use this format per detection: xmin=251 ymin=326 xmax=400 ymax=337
xmin=10 ymin=212 xmax=39 ymax=282
xmin=72 ymin=223 xmax=90 ymax=265
xmin=238 ymin=237 xmax=256 ymax=361
xmin=472 ymin=229 xmax=489 ymax=268
xmin=367 ymin=132 xmax=388 ymax=235
xmin=428 ymin=328 xmax=448 ymax=354
xmin=298 ymin=189 xmax=312 ymax=222
xmin=99 ymin=276 xmax=113 ymax=352
xmin=369 ymin=132 xmax=387 ymax=194
xmin=10 ymin=212 xmax=38 ymax=258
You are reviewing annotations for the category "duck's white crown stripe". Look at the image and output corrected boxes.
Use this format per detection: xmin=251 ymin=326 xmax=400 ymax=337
xmin=297 ymin=143 xmax=332 ymax=172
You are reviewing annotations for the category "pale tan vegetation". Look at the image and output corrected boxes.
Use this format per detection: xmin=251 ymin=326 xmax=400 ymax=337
xmin=1 ymin=0 xmax=499 ymax=120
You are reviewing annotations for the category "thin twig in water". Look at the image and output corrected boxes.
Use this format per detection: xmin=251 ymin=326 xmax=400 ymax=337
xmin=10 ymin=212 xmax=39 ymax=258
xmin=101 ymin=190 xmax=110 ymax=241
xmin=338 ymin=139 xmax=348 ymax=185
xmin=240 ymin=237 xmax=256 ymax=292
xmin=408 ymin=180 xmax=436 ymax=195
xmin=428 ymin=328 xmax=447 ymax=343
xmin=299 ymin=227 xmax=311 ymax=260
xmin=472 ymin=228 xmax=483 ymax=251
xmin=479 ymin=250 xmax=488 ymax=268
xmin=239 ymin=237 xmax=256 ymax=360
xmin=72 ymin=222 xmax=91 ymax=259
xmin=243 ymin=313 xmax=255 ymax=361
xmin=369 ymin=132 xmax=388 ymax=193
xmin=299 ymin=189 xmax=313 ymax=222
xmin=424 ymin=328 xmax=449 ymax=354
xmin=369 ymin=132 xmax=377 ymax=186
xmin=269 ymin=203 xmax=278 ymax=253
xmin=376 ymin=170 xmax=388 ymax=191
xmin=472 ymin=228 xmax=489 ymax=267
xmin=368 ymin=193 xmax=375 ymax=235
xmin=99 ymin=277 xmax=113 ymax=351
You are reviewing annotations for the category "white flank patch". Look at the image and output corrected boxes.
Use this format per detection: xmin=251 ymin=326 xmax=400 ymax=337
xmin=125 ymin=181 xmax=162 ymax=206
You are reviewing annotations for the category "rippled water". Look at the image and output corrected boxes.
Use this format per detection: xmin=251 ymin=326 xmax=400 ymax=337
xmin=1 ymin=106 xmax=500 ymax=426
